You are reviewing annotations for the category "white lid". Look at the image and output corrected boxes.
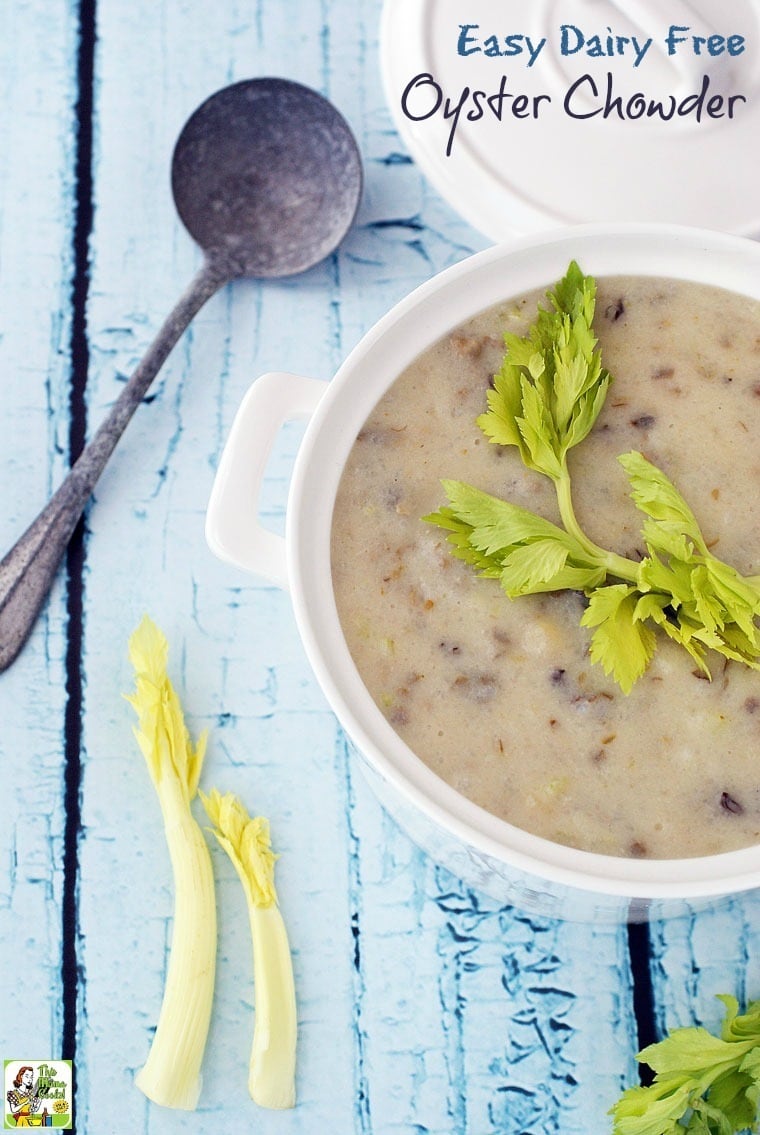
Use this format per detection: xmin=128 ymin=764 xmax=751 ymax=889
xmin=380 ymin=0 xmax=760 ymax=239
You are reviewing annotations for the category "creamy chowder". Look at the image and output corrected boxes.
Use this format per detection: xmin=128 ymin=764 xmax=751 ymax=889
xmin=330 ymin=277 xmax=760 ymax=858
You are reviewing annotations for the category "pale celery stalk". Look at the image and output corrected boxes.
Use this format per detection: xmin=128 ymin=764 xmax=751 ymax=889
xmin=126 ymin=615 xmax=216 ymax=1110
xmin=201 ymin=788 xmax=297 ymax=1109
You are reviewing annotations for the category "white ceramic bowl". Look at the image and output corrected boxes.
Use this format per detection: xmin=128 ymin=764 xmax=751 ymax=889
xmin=206 ymin=223 xmax=760 ymax=922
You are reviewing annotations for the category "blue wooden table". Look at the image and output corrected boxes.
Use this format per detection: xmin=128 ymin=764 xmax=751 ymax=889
xmin=2 ymin=3 xmax=760 ymax=1133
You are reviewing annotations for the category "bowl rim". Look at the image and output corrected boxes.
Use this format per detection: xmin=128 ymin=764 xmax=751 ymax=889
xmin=287 ymin=221 xmax=760 ymax=900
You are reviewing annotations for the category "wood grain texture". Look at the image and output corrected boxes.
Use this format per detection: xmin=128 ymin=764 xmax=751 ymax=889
xmin=0 ymin=0 xmax=78 ymax=1060
xmin=1 ymin=2 xmax=759 ymax=1134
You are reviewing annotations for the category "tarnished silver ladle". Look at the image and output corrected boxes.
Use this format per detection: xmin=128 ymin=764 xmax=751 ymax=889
xmin=0 ymin=77 xmax=362 ymax=671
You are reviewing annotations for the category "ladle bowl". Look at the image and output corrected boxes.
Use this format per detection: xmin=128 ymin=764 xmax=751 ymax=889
xmin=172 ymin=78 xmax=362 ymax=278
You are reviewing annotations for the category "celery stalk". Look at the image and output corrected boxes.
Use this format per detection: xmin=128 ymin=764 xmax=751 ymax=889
xmin=126 ymin=615 xmax=216 ymax=1111
xmin=201 ymin=788 xmax=297 ymax=1109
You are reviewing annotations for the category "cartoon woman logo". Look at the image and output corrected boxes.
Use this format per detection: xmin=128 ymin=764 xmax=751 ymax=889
xmin=5 ymin=1066 xmax=49 ymax=1128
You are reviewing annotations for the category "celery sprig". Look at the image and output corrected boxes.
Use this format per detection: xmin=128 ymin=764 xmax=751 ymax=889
xmin=478 ymin=259 xmax=612 ymax=486
xmin=610 ymin=995 xmax=760 ymax=1134
xmin=426 ymin=263 xmax=760 ymax=692
xmin=126 ymin=615 xmax=216 ymax=1111
xmin=201 ymin=788 xmax=297 ymax=1109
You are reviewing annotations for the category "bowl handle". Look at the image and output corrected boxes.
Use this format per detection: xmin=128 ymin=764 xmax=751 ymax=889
xmin=205 ymin=371 xmax=326 ymax=590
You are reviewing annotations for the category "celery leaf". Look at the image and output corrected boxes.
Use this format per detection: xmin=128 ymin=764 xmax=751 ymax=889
xmin=580 ymin=584 xmax=657 ymax=694
xmin=477 ymin=260 xmax=611 ymax=479
xmin=610 ymin=996 xmax=760 ymax=1135
xmin=425 ymin=480 xmax=606 ymax=596
xmin=619 ymin=450 xmax=707 ymax=552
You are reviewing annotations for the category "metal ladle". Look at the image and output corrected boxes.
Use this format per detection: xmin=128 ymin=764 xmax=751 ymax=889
xmin=0 ymin=77 xmax=362 ymax=671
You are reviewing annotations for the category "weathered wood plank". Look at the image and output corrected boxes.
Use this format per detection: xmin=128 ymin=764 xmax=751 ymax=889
xmin=0 ymin=0 xmax=78 ymax=1059
xmin=651 ymin=890 xmax=760 ymax=1041
xmin=75 ymin=1 xmax=408 ymax=1130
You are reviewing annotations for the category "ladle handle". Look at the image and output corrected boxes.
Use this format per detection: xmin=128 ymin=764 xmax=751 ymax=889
xmin=0 ymin=259 xmax=225 ymax=671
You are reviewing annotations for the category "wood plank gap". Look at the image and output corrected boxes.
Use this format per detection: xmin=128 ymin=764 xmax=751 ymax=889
xmin=61 ymin=0 xmax=97 ymax=1077
xmin=627 ymin=917 xmax=657 ymax=1085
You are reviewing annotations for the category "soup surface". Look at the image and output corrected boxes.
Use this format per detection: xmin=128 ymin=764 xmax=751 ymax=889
xmin=330 ymin=277 xmax=760 ymax=858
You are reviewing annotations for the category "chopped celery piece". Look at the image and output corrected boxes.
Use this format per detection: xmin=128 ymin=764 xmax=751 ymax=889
xmin=202 ymin=788 xmax=297 ymax=1109
xmin=126 ymin=615 xmax=216 ymax=1110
